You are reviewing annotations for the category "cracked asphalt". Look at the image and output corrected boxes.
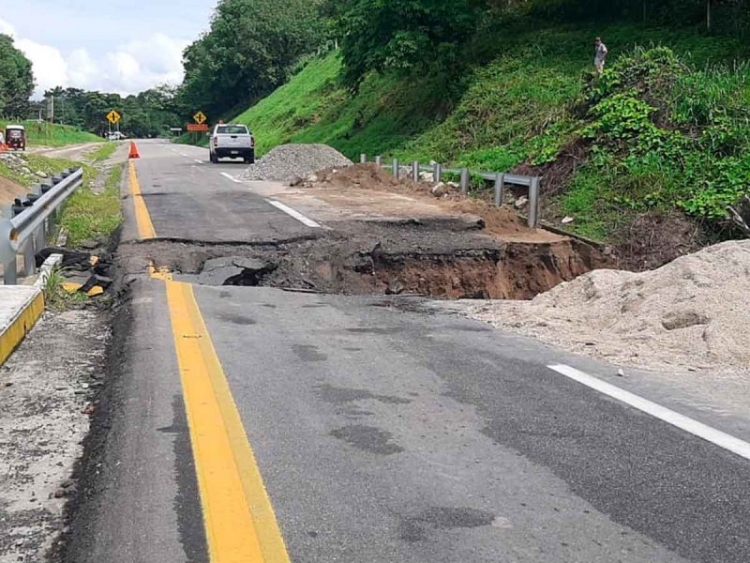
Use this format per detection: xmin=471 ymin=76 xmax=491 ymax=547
xmin=61 ymin=140 xmax=750 ymax=563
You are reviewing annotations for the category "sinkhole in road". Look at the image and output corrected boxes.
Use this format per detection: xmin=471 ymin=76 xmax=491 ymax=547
xmin=143 ymin=224 xmax=609 ymax=300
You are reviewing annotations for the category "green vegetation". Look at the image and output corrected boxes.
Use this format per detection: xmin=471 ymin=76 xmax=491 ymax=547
xmin=181 ymin=0 xmax=323 ymax=121
xmin=42 ymin=267 xmax=88 ymax=311
xmin=0 ymin=120 xmax=103 ymax=148
xmin=0 ymin=34 xmax=34 ymax=118
xmin=221 ymin=19 xmax=750 ymax=248
xmin=43 ymin=86 xmax=184 ymax=138
xmin=0 ymin=153 xmax=97 ymax=188
xmin=60 ymin=165 xmax=123 ymax=247
xmin=89 ymin=142 xmax=118 ymax=162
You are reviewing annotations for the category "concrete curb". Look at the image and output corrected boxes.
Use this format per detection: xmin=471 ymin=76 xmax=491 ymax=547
xmin=0 ymin=254 xmax=61 ymax=366
xmin=34 ymin=253 xmax=63 ymax=290
xmin=0 ymin=286 xmax=44 ymax=367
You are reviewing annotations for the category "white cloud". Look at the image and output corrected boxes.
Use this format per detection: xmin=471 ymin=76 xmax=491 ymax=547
xmin=0 ymin=17 xmax=16 ymax=37
xmin=0 ymin=17 xmax=188 ymax=98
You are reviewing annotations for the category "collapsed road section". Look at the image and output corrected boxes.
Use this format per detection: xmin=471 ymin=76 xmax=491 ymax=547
xmin=121 ymin=216 xmax=609 ymax=300
xmin=121 ymin=157 xmax=612 ymax=301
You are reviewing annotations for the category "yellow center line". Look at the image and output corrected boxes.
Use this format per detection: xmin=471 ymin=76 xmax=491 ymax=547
xmin=165 ymin=280 xmax=291 ymax=563
xmin=128 ymin=160 xmax=156 ymax=239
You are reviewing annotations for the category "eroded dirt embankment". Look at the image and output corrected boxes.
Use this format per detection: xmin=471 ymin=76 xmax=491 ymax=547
xmin=123 ymin=217 xmax=610 ymax=300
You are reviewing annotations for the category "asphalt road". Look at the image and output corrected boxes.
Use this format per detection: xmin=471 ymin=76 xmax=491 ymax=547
xmin=64 ymin=140 xmax=750 ymax=563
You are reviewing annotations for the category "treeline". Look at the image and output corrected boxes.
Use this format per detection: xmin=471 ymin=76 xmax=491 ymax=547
xmin=0 ymin=34 xmax=34 ymax=118
xmin=43 ymin=86 xmax=185 ymax=138
xmin=179 ymin=0 xmax=750 ymax=120
xmin=7 ymin=0 xmax=749 ymax=135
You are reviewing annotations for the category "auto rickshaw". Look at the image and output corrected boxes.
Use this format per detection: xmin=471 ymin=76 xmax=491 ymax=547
xmin=5 ymin=125 xmax=26 ymax=151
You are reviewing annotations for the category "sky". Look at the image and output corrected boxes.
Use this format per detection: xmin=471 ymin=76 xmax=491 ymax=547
xmin=0 ymin=0 xmax=218 ymax=99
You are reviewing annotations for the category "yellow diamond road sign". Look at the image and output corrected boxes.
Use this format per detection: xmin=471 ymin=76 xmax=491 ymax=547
xmin=193 ymin=111 xmax=207 ymax=125
xmin=106 ymin=110 xmax=121 ymax=124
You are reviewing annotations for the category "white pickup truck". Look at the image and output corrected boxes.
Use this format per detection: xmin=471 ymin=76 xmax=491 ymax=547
xmin=209 ymin=124 xmax=255 ymax=164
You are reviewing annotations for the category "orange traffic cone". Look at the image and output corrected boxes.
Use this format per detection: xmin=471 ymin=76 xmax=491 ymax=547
xmin=128 ymin=141 xmax=140 ymax=159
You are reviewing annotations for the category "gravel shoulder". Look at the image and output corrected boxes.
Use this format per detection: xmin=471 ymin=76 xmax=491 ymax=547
xmin=0 ymin=309 xmax=109 ymax=563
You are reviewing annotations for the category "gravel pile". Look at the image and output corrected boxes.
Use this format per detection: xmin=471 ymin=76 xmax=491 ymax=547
xmin=465 ymin=240 xmax=750 ymax=374
xmin=241 ymin=144 xmax=352 ymax=182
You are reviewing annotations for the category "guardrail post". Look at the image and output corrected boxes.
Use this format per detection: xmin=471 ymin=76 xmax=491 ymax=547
xmin=360 ymin=153 xmax=367 ymax=164
xmin=460 ymin=168 xmax=469 ymax=195
xmin=412 ymin=161 xmax=419 ymax=182
xmin=434 ymin=163 xmax=442 ymax=183
xmin=4 ymin=259 xmax=17 ymax=285
xmin=494 ymin=173 xmax=505 ymax=207
xmin=22 ymin=240 xmax=35 ymax=277
xmin=393 ymin=158 xmax=400 ymax=180
xmin=528 ymin=176 xmax=541 ymax=228
xmin=375 ymin=155 xmax=382 ymax=167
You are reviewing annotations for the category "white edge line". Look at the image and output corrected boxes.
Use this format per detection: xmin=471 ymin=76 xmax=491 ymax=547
xmin=220 ymin=172 xmax=241 ymax=184
xmin=548 ymin=364 xmax=750 ymax=462
xmin=267 ymin=200 xmax=321 ymax=229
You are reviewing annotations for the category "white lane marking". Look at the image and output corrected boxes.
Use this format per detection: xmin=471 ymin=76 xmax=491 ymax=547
xmin=220 ymin=172 xmax=242 ymax=183
xmin=267 ymin=200 xmax=322 ymax=228
xmin=194 ymin=159 xmax=204 ymax=164
xmin=549 ymin=364 xmax=750 ymax=461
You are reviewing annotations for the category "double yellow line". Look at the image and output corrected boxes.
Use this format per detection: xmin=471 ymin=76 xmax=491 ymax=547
xmin=131 ymin=160 xmax=290 ymax=562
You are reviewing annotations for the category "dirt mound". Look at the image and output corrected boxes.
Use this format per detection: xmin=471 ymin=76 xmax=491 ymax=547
xmin=0 ymin=175 xmax=27 ymax=207
xmin=242 ymin=144 xmax=352 ymax=182
xmin=466 ymin=239 xmax=750 ymax=374
xmin=300 ymin=164 xmax=561 ymax=243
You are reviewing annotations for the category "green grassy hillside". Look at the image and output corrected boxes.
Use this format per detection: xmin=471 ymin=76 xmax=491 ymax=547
xmin=200 ymin=21 xmax=750 ymax=265
xmin=0 ymin=120 xmax=103 ymax=147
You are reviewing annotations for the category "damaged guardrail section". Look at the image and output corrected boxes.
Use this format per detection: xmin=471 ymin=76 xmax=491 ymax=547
xmin=361 ymin=154 xmax=542 ymax=229
xmin=0 ymin=167 xmax=84 ymax=284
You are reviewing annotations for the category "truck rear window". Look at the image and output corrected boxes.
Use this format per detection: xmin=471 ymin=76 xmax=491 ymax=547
xmin=216 ymin=125 xmax=249 ymax=135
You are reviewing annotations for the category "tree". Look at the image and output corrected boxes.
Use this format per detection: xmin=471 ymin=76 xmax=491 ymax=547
xmin=335 ymin=0 xmax=485 ymax=89
xmin=0 ymin=34 xmax=34 ymax=118
xmin=181 ymin=0 xmax=324 ymax=119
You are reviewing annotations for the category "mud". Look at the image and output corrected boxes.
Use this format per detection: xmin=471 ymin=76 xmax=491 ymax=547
xmin=123 ymin=218 xmax=611 ymax=300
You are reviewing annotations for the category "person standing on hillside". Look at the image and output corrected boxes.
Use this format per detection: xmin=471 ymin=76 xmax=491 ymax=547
xmin=594 ymin=37 xmax=608 ymax=74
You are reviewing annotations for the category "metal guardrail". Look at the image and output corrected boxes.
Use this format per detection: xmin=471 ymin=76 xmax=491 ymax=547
xmin=361 ymin=154 xmax=541 ymax=228
xmin=0 ymin=167 xmax=83 ymax=284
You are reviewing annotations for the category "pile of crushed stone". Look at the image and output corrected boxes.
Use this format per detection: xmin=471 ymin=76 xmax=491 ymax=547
xmin=466 ymin=240 xmax=750 ymax=374
xmin=241 ymin=144 xmax=352 ymax=182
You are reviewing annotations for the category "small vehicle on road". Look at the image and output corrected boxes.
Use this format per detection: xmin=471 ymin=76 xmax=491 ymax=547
xmin=209 ymin=124 xmax=255 ymax=164
xmin=5 ymin=125 xmax=26 ymax=151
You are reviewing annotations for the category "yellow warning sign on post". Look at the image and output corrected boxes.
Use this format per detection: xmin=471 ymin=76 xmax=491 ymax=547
xmin=193 ymin=111 xmax=207 ymax=125
xmin=107 ymin=110 xmax=121 ymax=124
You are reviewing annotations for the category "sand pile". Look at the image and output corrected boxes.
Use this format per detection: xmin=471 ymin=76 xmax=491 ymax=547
xmin=467 ymin=240 xmax=750 ymax=374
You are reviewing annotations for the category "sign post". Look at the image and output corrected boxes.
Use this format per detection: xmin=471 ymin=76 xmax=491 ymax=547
xmin=190 ymin=111 xmax=208 ymax=143
xmin=106 ymin=110 xmax=122 ymax=139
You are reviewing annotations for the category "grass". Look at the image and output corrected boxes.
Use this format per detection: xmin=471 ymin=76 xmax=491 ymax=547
xmin=0 ymin=120 xmax=102 ymax=147
xmin=43 ymin=267 xmax=88 ymax=311
xmin=60 ymin=165 xmax=123 ymax=247
xmin=208 ymin=21 xmax=750 ymax=166
xmin=178 ymin=19 xmax=750 ymax=247
xmin=0 ymin=153 xmax=97 ymax=188
xmin=88 ymin=142 xmax=118 ymax=163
